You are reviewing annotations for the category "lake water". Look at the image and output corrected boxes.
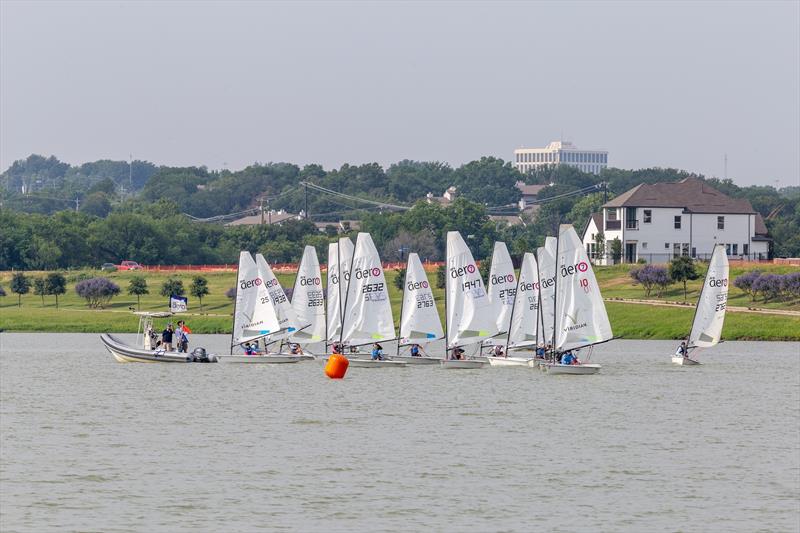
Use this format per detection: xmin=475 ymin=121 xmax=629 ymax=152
xmin=1 ymin=333 xmax=798 ymax=532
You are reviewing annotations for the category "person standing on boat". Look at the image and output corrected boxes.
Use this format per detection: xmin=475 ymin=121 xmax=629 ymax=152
xmin=175 ymin=320 xmax=190 ymax=353
xmin=371 ymin=343 xmax=385 ymax=361
xmin=161 ymin=323 xmax=175 ymax=351
xmin=676 ymin=341 xmax=689 ymax=358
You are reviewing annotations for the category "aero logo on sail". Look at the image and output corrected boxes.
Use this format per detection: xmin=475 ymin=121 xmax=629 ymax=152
xmin=407 ymin=280 xmax=429 ymax=291
xmin=560 ymin=261 xmax=589 ymax=278
xmin=300 ymin=276 xmax=322 ymax=286
xmin=708 ymin=277 xmax=728 ymax=287
xmin=354 ymin=267 xmax=382 ymax=279
xmin=240 ymin=277 xmax=263 ymax=289
xmin=490 ymin=274 xmax=515 ymax=285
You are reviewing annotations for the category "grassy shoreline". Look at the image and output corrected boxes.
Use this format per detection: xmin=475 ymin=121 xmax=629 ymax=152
xmin=1 ymin=265 xmax=798 ymax=341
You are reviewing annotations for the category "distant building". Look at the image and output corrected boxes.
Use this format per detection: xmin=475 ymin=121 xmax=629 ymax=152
xmin=426 ymin=186 xmax=459 ymax=206
xmin=515 ymin=181 xmax=547 ymax=211
xmin=514 ymin=140 xmax=608 ymax=175
xmin=225 ymin=210 xmax=301 ymax=226
xmin=581 ymin=178 xmax=771 ymax=264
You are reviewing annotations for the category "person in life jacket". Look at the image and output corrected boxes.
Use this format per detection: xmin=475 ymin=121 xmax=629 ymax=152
xmin=676 ymin=341 xmax=689 ymax=358
xmin=371 ymin=343 xmax=385 ymax=361
xmin=560 ymin=350 xmax=576 ymax=365
xmin=243 ymin=342 xmax=257 ymax=355
xmin=410 ymin=344 xmax=421 ymax=357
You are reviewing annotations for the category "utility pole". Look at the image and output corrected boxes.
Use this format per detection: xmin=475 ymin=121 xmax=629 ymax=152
xmin=74 ymin=196 xmax=80 ymax=212
xmin=268 ymin=197 xmax=271 ymax=225
xmin=129 ymin=153 xmax=133 ymax=191
xmin=724 ymin=153 xmax=728 ymax=180
xmin=304 ymin=182 xmax=308 ymax=219
xmin=260 ymin=197 xmax=265 ymax=225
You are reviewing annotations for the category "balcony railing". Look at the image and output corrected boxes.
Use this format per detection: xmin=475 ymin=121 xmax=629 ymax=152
xmin=605 ymin=220 xmax=621 ymax=230
xmin=625 ymin=220 xmax=639 ymax=230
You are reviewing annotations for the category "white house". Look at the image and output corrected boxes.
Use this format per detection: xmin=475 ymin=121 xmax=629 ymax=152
xmin=582 ymin=178 xmax=770 ymax=264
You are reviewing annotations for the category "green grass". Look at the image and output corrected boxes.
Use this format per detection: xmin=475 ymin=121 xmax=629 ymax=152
xmin=1 ymin=266 xmax=798 ymax=339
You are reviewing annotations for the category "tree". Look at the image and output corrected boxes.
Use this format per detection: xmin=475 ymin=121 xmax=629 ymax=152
xmin=451 ymin=157 xmax=521 ymax=206
xmin=630 ymin=265 xmax=670 ymax=297
xmin=127 ymin=276 xmax=149 ymax=310
xmin=593 ymin=232 xmax=606 ymax=263
xmin=669 ymin=256 xmax=700 ymax=301
xmin=75 ymin=277 xmax=121 ymax=308
xmin=10 ymin=272 xmax=30 ymax=307
xmin=733 ymin=271 xmax=761 ymax=301
xmin=393 ymin=268 xmax=406 ymax=291
xmin=34 ymin=277 xmax=47 ymax=306
xmin=81 ymin=192 xmax=112 ymax=218
xmin=225 ymin=287 xmax=237 ymax=300
xmin=610 ymin=238 xmax=622 ymax=264
xmin=752 ymin=274 xmax=782 ymax=302
xmin=436 ymin=264 xmax=446 ymax=289
xmin=189 ymin=275 xmax=209 ymax=312
xmin=160 ymin=277 xmax=185 ymax=298
xmin=45 ymin=272 xmax=67 ymax=309
xmin=382 ymin=230 xmax=439 ymax=262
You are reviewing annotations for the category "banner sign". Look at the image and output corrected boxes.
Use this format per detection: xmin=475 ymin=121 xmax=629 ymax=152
xmin=170 ymin=295 xmax=188 ymax=313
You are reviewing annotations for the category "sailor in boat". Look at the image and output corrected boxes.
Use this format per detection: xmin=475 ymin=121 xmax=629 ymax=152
xmin=451 ymin=346 xmax=465 ymax=360
xmin=410 ymin=344 xmax=422 ymax=357
xmin=535 ymin=344 xmax=546 ymax=359
xmin=675 ymin=341 xmax=689 ymax=358
xmin=371 ymin=343 xmax=385 ymax=361
xmin=560 ymin=350 xmax=578 ymax=365
xmin=289 ymin=343 xmax=304 ymax=355
xmin=332 ymin=342 xmax=343 ymax=354
xmin=492 ymin=345 xmax=505 ymax=358
xmin=243 ymin=342 xmax=258 ymax=355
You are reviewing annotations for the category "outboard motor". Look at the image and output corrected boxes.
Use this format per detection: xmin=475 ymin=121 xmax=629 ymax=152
xmin=189 ymin=347 xmax=214 ymax=363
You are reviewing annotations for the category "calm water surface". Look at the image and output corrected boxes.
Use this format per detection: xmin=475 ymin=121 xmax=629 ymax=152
xmin=1 ymin=333 xmax=798 ymax=532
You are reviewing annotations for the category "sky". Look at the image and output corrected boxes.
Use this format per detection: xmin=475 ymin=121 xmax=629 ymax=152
xmin=1 ymin=1 xmax=798 ymax=187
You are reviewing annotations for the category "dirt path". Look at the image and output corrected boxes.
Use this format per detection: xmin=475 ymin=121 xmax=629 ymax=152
xmin=604 ymin=298 xmax=800 ymax=316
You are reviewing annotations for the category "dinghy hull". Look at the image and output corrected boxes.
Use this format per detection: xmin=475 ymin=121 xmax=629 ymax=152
xmin=541 ymin=363 xmax=601 ymax=375
xmin=441 ymin=360 xmax=485 ymax=369
xmin=389 ymin=356 xmax=441 ymax=365
xmin=216 ymin=354 xmax=303 ymax=364
xmin=671 ymin=356 xmax=701 ymax=366
xmin=347 ymin=358 xmax=407 ymax=368
xmin=487 ymin=357 xmax=532 ymax=367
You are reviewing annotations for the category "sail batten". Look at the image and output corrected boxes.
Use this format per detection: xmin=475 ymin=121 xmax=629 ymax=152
xmin=400 ymin=253 xmax=444 ymax=345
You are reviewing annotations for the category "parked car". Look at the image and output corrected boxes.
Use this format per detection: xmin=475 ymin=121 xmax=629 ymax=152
xmin=100 ymin=263 xmax=117 ymax=272
xmin=117 ymin=261 xmax=141 ymax=271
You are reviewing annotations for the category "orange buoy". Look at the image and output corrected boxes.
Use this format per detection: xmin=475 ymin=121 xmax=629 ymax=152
xmin=325 ymin=354 xmax=349 ymax=379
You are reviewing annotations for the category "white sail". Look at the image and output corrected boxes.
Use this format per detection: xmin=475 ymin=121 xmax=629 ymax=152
xmin=507 ymin=252 xmax=540 ymax=348
xmin=289 ymin=245 xmax=326 ymax=344
xmin=487 ymin=241 xmax=517 ymax=337
xmin=400 ymin=253 xmax=443 ymax=345
xmin=537 ymin=236 xmax=558 ymax=346
xmin=340 ymin=233 xmax=395 ymax=345
xmin=232 ymin=251 xmax=282 ymax=345
xmin=255 ymin=254 xmax=303 ymax=342
xmin=326 ymin=237 xmax=354 ymax=343
xmin=688 ymin=245 xmax=729 ymax=348
xmin=446 ymin=231 xmax=499 ymax=348
xmin=554 ymin=225 xmax=613 ymax=351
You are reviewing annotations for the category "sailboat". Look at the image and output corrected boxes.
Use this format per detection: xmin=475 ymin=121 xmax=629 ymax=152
xmin=217 ymin=251 xmax=301 ymax=363
xmin=288 ymin=245 xmax=326 ymax=358
xmin=391 ymin=252 xmax=444 ymax=364
xmin=483 ymin=242 xmax=517 ymax=355
xmin=541 ymin=224 xmax=613 ymax=375
xmin=339 ymin=232 xmax=406 ymax=367
xmin=537 ymin=236 xmax=558 ymax=354
xmin=326 ymin=237 xmax=354 ymax=352
xmin=672 ymin=244 xmax=729 ymax=365
xmin=443 ymin=231 xmax=499 ymax=369
xmin=488 ymin=252 xmax=540 ymax=367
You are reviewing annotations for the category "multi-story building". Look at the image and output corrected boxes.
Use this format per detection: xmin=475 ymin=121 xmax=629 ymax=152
xmin=513 ymin=140 xmax=608 ymax=175
xmin=582 ymin=178 xmax=771 ymax=264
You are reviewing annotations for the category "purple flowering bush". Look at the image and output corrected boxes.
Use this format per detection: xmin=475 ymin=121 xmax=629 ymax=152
xmin=780 ymin=272 xmax=800 ymax=299
xmin=751 ymin=274 xmax=782 ymax=302
xmin=75 ymin=277 xmax=121 ymax=308
xmin=733 ymin=270 xmax=761 ymax=301
xmin=630 ymin=265 xmax=670 ymax=297
xmin=225 ymin=287 xmax=237 ymax=300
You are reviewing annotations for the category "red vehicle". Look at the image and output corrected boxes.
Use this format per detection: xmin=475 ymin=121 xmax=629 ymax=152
xmin=117 ymin=261 xmax=141 ymax=271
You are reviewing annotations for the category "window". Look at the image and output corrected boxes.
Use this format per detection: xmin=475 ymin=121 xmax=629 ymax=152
xmin=674 ymin=215 xmax=682 ymax=229
xmin=725 ymin=244 xmax=731 ymax=255
xmin=643 ymin=210 xmax=652 ymax=223
xmin=743 ymin=243 xmax=749 ymax=256
xmin=691 ymin=247 xmax=697 ymax=257
xmin=642 ymin=242 xmax=648 ymax=249
xmin=607 ymin=209 xmax=617 ymax=221
xmin=682 ymin=243 xmax=690 ymax=256
xmin=665 ymin=242 xmax=670 ymax=249
xmin=732 ymin=244 xmax=738 ymax=255
xmin=673 ymin=243 xmax=681 ymax=258
xmin=717 ymin=216 xmax=725 ymax=230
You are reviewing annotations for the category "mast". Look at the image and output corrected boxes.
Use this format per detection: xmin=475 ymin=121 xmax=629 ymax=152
xmin=230 ymin=254 xmax=241 ymax=355
xmin=444 ymin=251 xmax=450 ymax=360
xmin=551 ymin=229 xmax=560 ymax=357
xmin=338 ymin=237 xmax=357 ymax=347
xmin=535 ymin=251 xmax=543 ymax=351
xmin=503 ymin=262 xmax=523 ymax=355
xmin=396 ymin=258 xmax=409 ymax=358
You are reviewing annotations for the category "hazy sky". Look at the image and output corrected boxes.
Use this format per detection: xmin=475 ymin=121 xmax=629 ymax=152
xmin=1 ymin=1 xmax=798 ymax=187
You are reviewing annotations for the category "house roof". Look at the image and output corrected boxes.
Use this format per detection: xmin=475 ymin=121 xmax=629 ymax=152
xmin=515 ymin=181 xmax=547 ymax=197
xmin=225 ymin=211 xmax=299 ymax=226
xmin=602 ymin=178 xmax=757 ymax=215
xmin=754 ymin=213 xmax=768 ymax=236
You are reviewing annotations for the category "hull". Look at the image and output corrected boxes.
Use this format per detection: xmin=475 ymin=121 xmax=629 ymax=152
xmin=487 ymin=357 xmax=532 ymax=367
xmin=526 ymin=358 xmax=549 ymax=368
xmin=389 ymin=356 xmax=441 ymax=365
xmin=100 ymin=334 xmax=214 ymax=363
xmin=441 ymin=360 xmax=485 ymax=369
xmin=216 ymin=354 xmax=303 ymax=364
xmin=347 ymin=358 xmax=407 ymax=368
xmin=541 ymin=363 xmax=601 ymax=375
xmin=671 ymin=356 xmax=701 ymax=366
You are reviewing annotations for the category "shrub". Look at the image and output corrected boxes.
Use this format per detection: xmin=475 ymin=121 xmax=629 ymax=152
xmin=0 ymin=285 xmax=5 ymax=297
xmin=394 ymin=267 xmax=406 ymax=291
xmin=752 ymin=274 xmax=782 ymax=302
xmin=630 ymin=264 xmax=669 ymax=297
xmin=436 ymin=264 xmax=446 ymax=289
xmin=189 ymin=275 xmax=209 ymax=312
xmin=33 ymin=277 xmax=47 ymax=306
xmin=10 ymin=272 xmax=30 ymax=307
xmin=780 ymin=272 xmax=800 ymax=299
xmin=67 ymin=272 xmax=92 ymax=283
xmin=75 ymin=277 xmax=121 ymax=308
xmin=668 ymin=256 xmax=700 ymax=301
xmin=160 ymin=277 xmax=185 ymax=298
xmin=225 ymin=287 xmax=237 ymax=299
xmin=45 ymin=272 xmax=67 ymax=309
xmin=733 ymin=270 xmax=761 ymax=301
xmin=127 ymin=276 xmax=149 ymax=311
